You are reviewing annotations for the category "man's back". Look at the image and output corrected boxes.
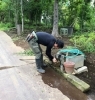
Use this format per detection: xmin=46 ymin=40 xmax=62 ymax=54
xmin=36 ymin=32 xmax=56 ymax=46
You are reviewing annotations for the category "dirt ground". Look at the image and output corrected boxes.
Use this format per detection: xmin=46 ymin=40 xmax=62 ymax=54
xmin=6 ymin=29 xmax=95 ymax=95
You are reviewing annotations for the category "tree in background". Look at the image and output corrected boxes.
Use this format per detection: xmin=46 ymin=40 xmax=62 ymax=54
xmin=24 ymin=0 xmax=43 ymax=25
xmin=0 ymin=0 xmax=95 ymax=34
xmin=52 ymin=0 xmax=59 ymax=37
xmin=58 ymin=0 xmax=93 ymax=32
xmin=0 ymin=0 xmax=8 ymax=22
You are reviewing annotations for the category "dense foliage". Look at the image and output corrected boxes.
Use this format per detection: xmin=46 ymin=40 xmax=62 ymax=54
xmin=0 ymin=0 xmax=95 ymax=53
xmin=70 ymin=32 xmax=95 ymax=53
xmin=0 ymin=0 xmax=94 ymax=31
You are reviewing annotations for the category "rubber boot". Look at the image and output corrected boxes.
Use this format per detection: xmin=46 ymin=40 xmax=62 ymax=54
xmin=41 ymin=54 xmax=47 ymax=69
xmin=35 ymin=59 xmax=45 ymax=74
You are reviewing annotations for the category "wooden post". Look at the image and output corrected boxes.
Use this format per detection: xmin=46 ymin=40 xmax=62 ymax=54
xmin=17 ymin=24 xmax=22 ymax=35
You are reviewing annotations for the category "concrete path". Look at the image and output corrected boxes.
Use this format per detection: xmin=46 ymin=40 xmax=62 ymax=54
xmin=0 ymin=31 xmax=69 ymax=100
xmin=0 ymin=31 xmax=26 ymax=67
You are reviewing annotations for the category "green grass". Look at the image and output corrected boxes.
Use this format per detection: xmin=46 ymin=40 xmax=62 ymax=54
xmin=19 ymin=49 xmax=34 ymax=56
xmin=0 ymin=22 xmax=13 ymax=31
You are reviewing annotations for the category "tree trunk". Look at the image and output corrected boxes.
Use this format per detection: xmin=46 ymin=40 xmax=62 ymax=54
xmin=21 ymin=0 xmax=24 ymax=33
xmin=17 ymin=24 xmax=22 ymax=35
xmin=14 ymin=0 xmax=18 ymax=28
xmin=52 ymin=0 xmax=58 ymax=37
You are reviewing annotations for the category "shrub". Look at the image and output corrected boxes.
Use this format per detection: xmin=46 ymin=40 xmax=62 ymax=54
xmin=70 ymin=32 xmax=95 ymax=53
xmin=0 ymin=22 xmax=13 ymax=31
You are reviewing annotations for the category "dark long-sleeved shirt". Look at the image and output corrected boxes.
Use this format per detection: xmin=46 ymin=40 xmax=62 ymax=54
xmin=36 ymin=32 xmax=56 ymax=61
